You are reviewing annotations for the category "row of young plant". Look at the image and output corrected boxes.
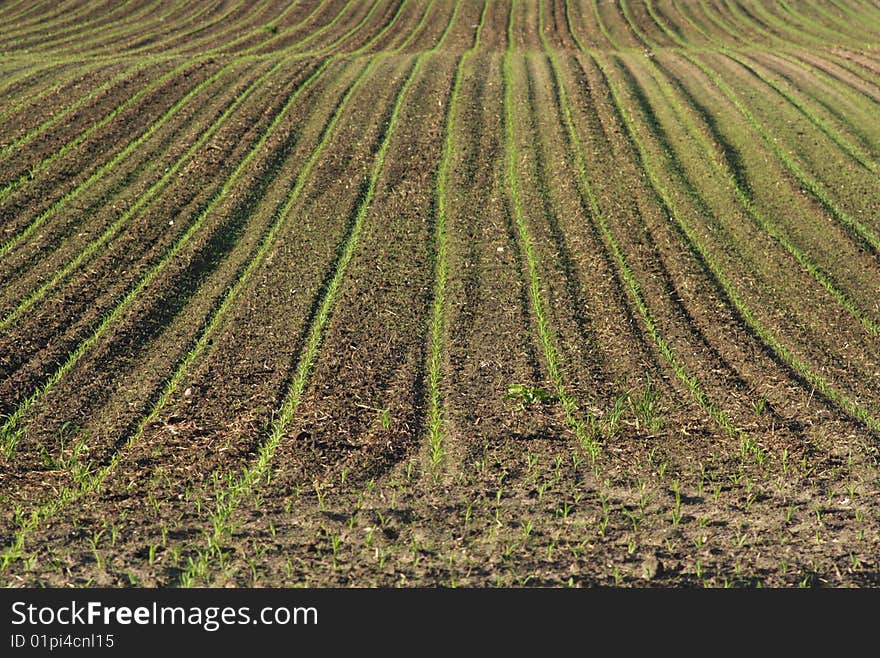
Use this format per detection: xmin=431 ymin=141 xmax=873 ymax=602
xmin=0 ymin=61 xmax=330 ymax=461
xmin=563 ymin=1 xmax=880 ymax=416
xmin=627 ymin=0 xmax=880 ymax=112
xmin=0 ymin=1 xmax=453 ymax=264
xmin=0 ymin=55 xmax=368 ymax=569
xmin=176 ymin=2 xmax=470 ymax=586
xmin=4 ymin=0 xmax=468 ymax=548
xmin=0 ymin=0 xmax=205 ymax=55
xmin=0 ymin=0 xmax=170 ymax=53
xmin=542 ymin=5 xmax=761 ymax=457
xmin=633 ymin=53 xmax=880 ymax=339
xmin=0 ymin=0 xmax=119 ymax=42
xmin=0 ymin=3 xmax=467 ymax=584
xmin=0 ymin=0 xmax=437 ymax=388
xmin=0 ymin=60 xmax=242 ymax=286
xmin=582 ymin=0 xmax=880 ymax=52
xmin=628 ymin=0 xmax=880 ymax=262
xmin=0 ymin=60 xmax=195 ymax=207
xmin=588 ymin=50 xmax=880 ymax=437
xmin=425 ymin=0 xmax=489 ymax=473
xmin=1 ymin=60 xmax=360 ymax=565
xmin=0 ymin=62 xmax=122 ymax=150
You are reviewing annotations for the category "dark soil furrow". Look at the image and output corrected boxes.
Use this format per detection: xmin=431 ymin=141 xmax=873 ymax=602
xmin=6 ymin=0 xmax=156 ymax=53
xmin=0 ymin=60 xmax=240 ymax=283
xmin=0 ymin=60 xmax=101 ymax=139
xmin=248 ymin=0 xmax=365 ymax=57
xmin=0 ymin=60 xmax=206 ymax=228
xmin=54 ymin=2 xmax=220 ymax=57
xmin=0 ymin=0 xmax=104 ymax=46
xmin=0 ymin=54 xmax=415 ymax=586
xmin=2 ymin=0 xmax=879 ymax=590
xmin=0 ymin=61 xmax=326 ymax=454
xmin=559 ymin=50 xmax=762 ymax=461
xmin=0 ymin=58 xmax=386 ymax=577
xmin=595 ymin=51 xmax=880 ymax=437
xmin=747 ymin=50 xmax=880 ymax=156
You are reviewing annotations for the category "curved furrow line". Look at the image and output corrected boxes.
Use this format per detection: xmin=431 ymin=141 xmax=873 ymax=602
xmin=302 ymin=0 xmax=386 ymax=58
xmin=504 ymin=1 xmax=600 ymax=460
xmin=831 ymin=0 xmax=880 ymax=23
xmin=0 ymin=0 xmax=42 ymax=27
xmin=224 ymin=0 xmax=332 ymax=55
xmin=620 ymin=51 xmax=880 ymax=392
xmin=268 ymin=0 xmax=430 ymax=63
xmin=797 ymin=49 xmax=880 ymax=104
xmin=667 ymin=0 xmax=724 ymax=47
xmin=789 ymin=0 xmax=880 ymax=45
xmin=0 ymin=56 xmax=375 ymax=571
xmin=815 ymin=0 xmax=873 ymax=30
xmin=562 ymin=0 xmax=586 ymax=51
xmin=804 ymin=0 xmax=880 ymax=36
xmin=691 ymin=0 xmax=752 ymax=47
xmin=751 ymin=50 xmax=880 ymax=156
xmin=426 ymin=0 xmax=485 ymax=471
xmin=0 ymin=61 xmax=222 ymax=267
xmin=345 ymin=0 xmax=410 ymax=56
xmin=772 ymin=0 xmax=873 ymax=45
xmin=616 ymin=0 xmax=654 ymax=50
xmin=241 ymin=0 xmax=359 ymax=56
xmin=0 ymin=0 xmax=103 ymax=45
xmin=109 ymin=0 xmax=252 ymax=57
xmin=330 ymin=0 xmax=438 ymax=59
xmin=595 ymin=0 xmax=642 ymax=50
xmin=0 ymin=63 xmax=141 ymax=161
xmin=0 ymin=60 xmax=52 ymax=103
xmin=559 ymin=0 xmax=594 ymax=50
xmin=2 ymin=2 xmax=438 ymax=324
xmin=96 ymin=2 xmax=232 ymax=57
xmin=0 ymin=58 xmax=329 ymax=459
xmin=590 ymin=0 xmax=624 ymax=50
xmin=545 ymin=38 xmax=753 ymax=453
xmin=638 ymin=54 xmax=880 ymax=336
xmin=563 ymin=0 xmax=610 ymax=52
xmin=40 ymin=1 xmax=205 ymax=57
xmin=202 ymin=0 xmax=379 ymax=63
xmin=591 ymin=50 xmax=880 ymax=436
xmin=177 ymin=3 xmax=466 ymax=586
xmin=730 ymin=0 xmax=826 ymax=47
xmin=724 ymin=50 xmax=879 ymax=176
xmin=178 ymin=53 xmax=430 ymax=587
xmin=0 ymin=61 xmax=281 ymax=330
xmin=146 ymin=0 xmax=279 ymax=57
xmin=646 ymin=0 xmax=695 ymax=47
xmin=7 ymin=0 xmax=146 ymax=52
xmin=643 ymin=0 xmax=692 ymax=47
xmin=394 ymin=0 xmax=437 ymax=53
xmin=619 ymin=0 xmax=676 ymax=48
xmin=682 ymin=51 xmax=880 ymax=258
xmin=0 ymin=60 xmax=194 ymax=208
xmin=0 ymin=60 xmax=93 ymax=128
xmin=207 ymin=0 xmax=306 ymax=54
xmin=716 ymin=0 xmax=783 ymax=46
xmin=526 ymin=52 xmax=651 ymax=407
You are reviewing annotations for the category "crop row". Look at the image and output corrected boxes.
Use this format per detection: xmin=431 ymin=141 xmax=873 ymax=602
xmin=1 ymin=0 xmax=878 ymax=586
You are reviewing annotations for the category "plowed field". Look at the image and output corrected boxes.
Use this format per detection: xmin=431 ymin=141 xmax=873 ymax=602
xmin=2 ymin=0 xmax=879 ymax=588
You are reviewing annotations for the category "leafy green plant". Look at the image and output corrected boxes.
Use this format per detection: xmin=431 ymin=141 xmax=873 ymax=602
xmin=504 ymin=384 xmax=558 ymax=409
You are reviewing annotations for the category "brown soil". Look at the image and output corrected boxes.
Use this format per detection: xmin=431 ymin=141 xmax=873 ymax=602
xmin=1 ymin=1 xmax=878 ymax=589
